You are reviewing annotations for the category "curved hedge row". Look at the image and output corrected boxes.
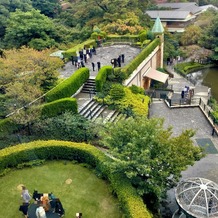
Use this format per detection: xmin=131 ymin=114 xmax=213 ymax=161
xmin=45 ymin=67 xmax=90 ymax=103
xmin=0 ymin=140 xmax=152 ymax=218
xmin=41 ymin=98 xmax=78 ymax=118
xmin=174 ymin=62 xmax=215 ymax=76
xmin=95 ymin=66 xmax=113 ymax=92
xmin=121 ymin=38 xmax=160 ymax=78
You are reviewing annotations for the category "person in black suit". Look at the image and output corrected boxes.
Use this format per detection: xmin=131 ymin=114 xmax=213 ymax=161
xmin=19 ymin=202 xmax=29 ymax=218
xmin=55 ymin=198 xmax=65 ymax=217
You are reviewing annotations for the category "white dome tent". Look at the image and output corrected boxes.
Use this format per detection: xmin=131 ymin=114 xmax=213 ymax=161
xmin=174 ymin=177 xmax=218 ymax=218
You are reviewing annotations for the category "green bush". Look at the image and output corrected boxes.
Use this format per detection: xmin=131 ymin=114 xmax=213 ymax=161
xmin=45 ymin=67 xmax=89 ymax=102
xmin=41 ymin=98 xmax=78 ymax=118
xmin=139 ymin=30 xmax=147 ymax=43
xmin=0 ymin=118 xmax=20 ymax=138
xmin=98 ymin=87 xmax=150 ymax=116
xmin=95 ymin=66 xmax=113 ymax=92
xmin=147 ymin=31 xmax=155 ymax=41
xmin=110 ymin=84 xmax=125 ymax=100
xmin=129 ymin=85 xmax=145 ymax=95
xmin=63 ymin=39 xmax=97 ymax=59
xmin=121 ymin=38 xmax=160 ymax=78
xmin=0 ymin=140 xmax=152 ymax=218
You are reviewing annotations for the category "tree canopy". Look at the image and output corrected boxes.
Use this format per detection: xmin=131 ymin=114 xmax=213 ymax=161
xmin=0 ymin=0 xmax=32 ymax=40
xmin=199 ymin=11 xmax=218 ymax=50
xmin=99 ymin=116 xmax=204 ymax=209
xmin=4 ymin=9 xmax=58 ymax=49
xmin=32 ymin=0 xmax=61 ymax=18
xmin=0 ymin=47 xmax=63 ymax=92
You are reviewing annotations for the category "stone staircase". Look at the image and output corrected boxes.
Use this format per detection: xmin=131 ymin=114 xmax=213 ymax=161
xmin=81 ymin=78 xmax=96 ymax=94
xmin=78 ymin=98 xmax=127 ymax=122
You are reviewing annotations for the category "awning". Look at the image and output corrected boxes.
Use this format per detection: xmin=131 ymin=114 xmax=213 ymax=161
xmin=144 ymin=68 xmax=169 ymax=83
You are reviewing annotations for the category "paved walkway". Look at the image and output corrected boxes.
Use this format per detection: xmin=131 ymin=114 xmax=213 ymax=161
xmin=151 ymin=65 xmax=218 ymax=217
xmin=59 ymin=45 xmax=141 ymax=79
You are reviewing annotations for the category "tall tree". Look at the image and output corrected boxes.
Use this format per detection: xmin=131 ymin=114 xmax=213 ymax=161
xmin=0 ymin=0 xmax=32 ymax=39
xmin=99 ymin=116 xmax=204 ymax=209
xmin=180 ymin=25 xmax=202 ymax=46
xmin=199 ymin=11 xmax=218 ymax=49
xmin=4 ymin=9 xmax=57 ymax=49
xmin=5 ymin=80 xmax=42 ymax=128
xmin=32 ymin=0 xmax=61 ymax=18
xmin=0 ymin=47 xmax=63 ymax=93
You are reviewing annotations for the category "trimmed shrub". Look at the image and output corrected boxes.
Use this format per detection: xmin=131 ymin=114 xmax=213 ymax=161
xmin=95 ymin=66 xmax=113 ymax=92
xmin=98 ymin=87 xmax=150 ymax=116
xmin=41 ymin=98 xmax=78 ymax=118
xmin=174 ymin=62 xmax=215 ymax=75
xmin=110 ymin=84 xmax=125 ymax=100
xmin=45 ymin=67 xmax=89 ymax=102
xmin=0 ymin=140 xmax=152 ymax=218
xmin=113 ymin=67 xmax=125 ymax=82
xmin=129 ymin=85 xmax=145 ymax=95
xmin=63 ymin=39 xmax=96 ymax=59
xmin=106 ymin=34 xmax=139 ymax=42
xmin=121 ymin=38 xmax=160 ymax=78
xmin=139 ymin=30 xmax=147 ymax=43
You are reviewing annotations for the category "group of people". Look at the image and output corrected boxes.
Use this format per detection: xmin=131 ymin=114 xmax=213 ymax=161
xmin=71 ymin=46 xmax=97 ymax=69
xmin=19 ymin=186 xmax=65 ymax=218
xmin=111 ymin=54 xmax=125 ymax=68
xmin=181 ymin=86 xmax=194 ymax=99
xmin=166 ymin=56 xmax=182 ymax=66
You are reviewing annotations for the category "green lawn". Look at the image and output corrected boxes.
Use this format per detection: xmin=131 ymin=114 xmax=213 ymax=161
xmin=0 ymin=161 xmax=123 ymax=218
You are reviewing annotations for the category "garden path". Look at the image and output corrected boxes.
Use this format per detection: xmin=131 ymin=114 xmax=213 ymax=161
xmin=58 ymin=44 xmax=141 ymax=79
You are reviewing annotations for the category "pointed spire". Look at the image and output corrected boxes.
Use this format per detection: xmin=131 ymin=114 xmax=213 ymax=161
xmin=151 ymin=17 xmax=164 ymax=33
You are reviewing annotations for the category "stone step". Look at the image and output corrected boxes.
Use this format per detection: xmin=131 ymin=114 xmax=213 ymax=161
xmin=81 ymin=79 xmax=96 ymax=94
xmin=92 ymin=105 xmax=108 ymax=121
xmin=114 ymin=113 xmax=127 ymax=123
xmin=108 ymin=111 xmax=121 ymax=122
xmin=79 ymin=99 xmax=96 ymax=115
xmin=83 ymin=102 xmax=104 ymax=119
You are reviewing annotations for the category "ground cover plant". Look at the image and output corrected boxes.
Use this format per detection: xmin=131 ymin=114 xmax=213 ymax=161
xmin=0 ymin=161 xmax=123 ymax=218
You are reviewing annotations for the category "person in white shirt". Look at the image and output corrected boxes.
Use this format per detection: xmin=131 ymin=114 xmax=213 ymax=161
xmin=36 ymin=203 xmax=47 ymax=218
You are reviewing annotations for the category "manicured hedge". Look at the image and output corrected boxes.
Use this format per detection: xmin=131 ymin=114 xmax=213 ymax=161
xmin=45 ymin=67 xmax=90 ymax=103
xmin=41 ymin=98 xmax=78 ymax=118
xmin=63 ymin=39 xmax=96 ymax=59
xmin=0 ymin=140 xmax=152 ymax=218
xmin=107 ymin=34 xmax=139 ymax=42
xmin=121 ymin=38 xmax=160 ymax=78
xmin=174 ymin=62 xmax=215 ymax=76
xmin=95 ymin=66 xmax=113 ymax=92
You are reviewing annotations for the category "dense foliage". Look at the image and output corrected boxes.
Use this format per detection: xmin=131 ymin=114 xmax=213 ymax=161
xmin=32 ymin=112 xmax=95 ymax=142
xmin=0 ymin=47 xmax=63 ymax=93
xmin=99 ymin=116 xmax=204 ymax=210
xmin=96 ymin=86 xmax=150 ymax=117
